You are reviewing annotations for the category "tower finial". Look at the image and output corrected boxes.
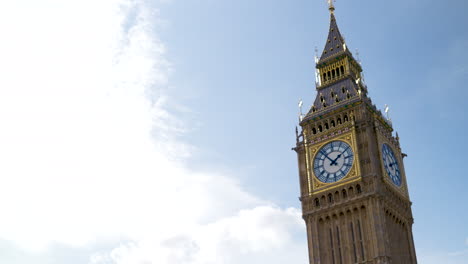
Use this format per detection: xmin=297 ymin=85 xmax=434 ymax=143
xmin=328 ymin=0 xmax=336 ymax=13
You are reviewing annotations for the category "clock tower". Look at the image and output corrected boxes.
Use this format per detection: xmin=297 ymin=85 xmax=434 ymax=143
xmin=294 ymin=3 xmax=417 ymax=264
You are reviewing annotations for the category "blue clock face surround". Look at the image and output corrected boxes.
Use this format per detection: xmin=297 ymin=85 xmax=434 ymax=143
xmin=313 ymin=140 xmax=354 ymax=183
xmin=382 ymin=143 xmax=402 ymax=186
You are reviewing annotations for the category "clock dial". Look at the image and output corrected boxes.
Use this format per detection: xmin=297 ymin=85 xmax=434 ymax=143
xmin=313 ymin=141 xmax=354 ymax=183
xmin=382 ymin=143 xmax=402 ymax=186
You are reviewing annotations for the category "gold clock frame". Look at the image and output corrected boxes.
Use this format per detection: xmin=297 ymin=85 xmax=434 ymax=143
xmin=377 ymin=134 xmax=409 ymax=197
xmin=306 ymin=131 xmax=361 ymax=194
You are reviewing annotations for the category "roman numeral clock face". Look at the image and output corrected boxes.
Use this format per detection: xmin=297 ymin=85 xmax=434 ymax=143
xmin=382 ymin=143 xmax=402 ymax=186
xmin=313 ymin=141 xmax=354 ymax=183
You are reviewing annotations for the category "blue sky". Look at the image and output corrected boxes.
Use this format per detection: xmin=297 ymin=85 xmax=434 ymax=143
xmin=162 ymin=0 xmax=468 ymax=259
xmin=0 ymin=0 xmax=467 ymax=263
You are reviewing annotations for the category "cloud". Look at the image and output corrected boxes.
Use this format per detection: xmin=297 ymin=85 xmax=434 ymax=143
xmin=90 ymin=206 xmax=305 ymax=264
xmin=0 ymin=1 xmax=306 ymax=263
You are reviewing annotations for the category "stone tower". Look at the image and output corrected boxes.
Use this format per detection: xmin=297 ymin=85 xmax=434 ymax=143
xmin=294 ymin=3 xmax=417 ymax=264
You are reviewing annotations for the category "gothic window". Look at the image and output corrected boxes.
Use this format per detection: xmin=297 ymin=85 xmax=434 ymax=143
xmin=315 ymin=198 xmax=320 ymax=207
xmin=356 ymin=184 xmax=362 ymax=194
xmin=336 ymin=226 xmax=343 ymax=264
xmin=342 ymin=189 xmax=347 ymax=199
xmin=328 ymin=71 xmax=331 ymax=80
xmin=332 ymin=69 xmax=336 ymax=79
xmin=329 ymin=228 xmax=336 ymax=264
xmin=328 ymin=193 xmax=333 ymax=204
xmin=323 ymin=73 xmax=327 ymax=82
xmin=336 ymin=67 xmax=340 ymax=77
xmin=334 ymin=191 xmax=340 ymax=202
xmin=350 ymin=222 xmax=358 ymax=263
xmin=357 ymin=220 xmax=366 ymax=260
xmin=340 ymin=65 xmax=345 ymax=75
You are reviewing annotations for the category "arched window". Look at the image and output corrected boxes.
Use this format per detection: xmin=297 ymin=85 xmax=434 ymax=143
xmin=332 ymin=69 xmax=336 ymax=79
xmin=318 ymin=125 xmax=323 ymax=132
xmin=315 ymin=198 xmax=320 ymax=207
xmin=337 ymin=118 xmax=342 ymax=124
xmin=356 ymin=184 xmax=362 ymax=194
xmin=323 ymin=73 xmax=327 ymax=82
xmin=312 ymin=128 xmax=317 ymax=134
xmin=340 ymin=65 xmax=345 ymax=75
xmin=325 ymin=123 xmax=329 ymax=129
xmin=344 ymin=115 xmax=349 ymax=122
xmin=336 ymin=67 xmax=340 ymax=77
xmin=327 ymin=71 xmax=331 ymax=80
xmin=331 ymin=120 xmax=335 ymax=127
xmin=328 ymin=193 xmax=333 ymax=203
xmin=342 ymin=189 xmax=347 ymax=199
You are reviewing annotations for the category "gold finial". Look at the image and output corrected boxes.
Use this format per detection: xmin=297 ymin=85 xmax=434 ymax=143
xmin=328 ymin=0 xmax=336 ymax=13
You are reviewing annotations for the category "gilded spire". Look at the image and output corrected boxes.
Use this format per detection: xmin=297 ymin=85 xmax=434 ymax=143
xmin=328 ymin=0 xmax=335 ymax=13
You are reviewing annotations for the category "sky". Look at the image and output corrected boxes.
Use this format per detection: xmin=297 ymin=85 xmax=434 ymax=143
xmin=0 ymin=0 xmax=467 ymax=263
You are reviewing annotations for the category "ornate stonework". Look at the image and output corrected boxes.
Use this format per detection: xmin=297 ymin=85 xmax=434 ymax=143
xmin=294 ymin=5 xmax=417 ymax=264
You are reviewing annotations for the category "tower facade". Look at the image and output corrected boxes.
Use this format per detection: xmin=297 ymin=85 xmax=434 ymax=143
xmin=294 ymin=4 xmax=417 ymax=264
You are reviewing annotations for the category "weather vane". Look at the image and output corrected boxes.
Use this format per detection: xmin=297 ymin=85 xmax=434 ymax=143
xmin=384 ymin=104 xmax=391 ymax=120
xmin=298 ymin=99 xmax=304 ymax=121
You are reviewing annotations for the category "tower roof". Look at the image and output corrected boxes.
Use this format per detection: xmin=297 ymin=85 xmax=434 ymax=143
xmin=301 ymin=4 xmax=367 ymax=123
xmin=318 ymin=13 xmax=349 ymax=64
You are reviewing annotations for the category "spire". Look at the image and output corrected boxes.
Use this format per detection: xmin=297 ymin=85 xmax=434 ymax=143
xmin=318 ymin=1 xmax=348 ymax=64
xmin=328 ymin=0 xmax=335 ymax=13
xmin=302 ymin=1 xmax=365 ymax=121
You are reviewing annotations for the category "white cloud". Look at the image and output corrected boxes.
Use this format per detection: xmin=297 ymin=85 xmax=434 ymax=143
xmin=90 ymin=206 xmax=305 ymax=264
xmin=0 ymin=1 xmax=306 ymax=263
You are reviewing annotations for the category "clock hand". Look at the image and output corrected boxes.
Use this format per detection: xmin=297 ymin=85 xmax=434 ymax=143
xmin=330 ymin=153 xmax=342 ymax=166
xmin=321 ymin=150 xmax=334 ymax=163
xmin=332 ymin=147 xmax=349 ymax=166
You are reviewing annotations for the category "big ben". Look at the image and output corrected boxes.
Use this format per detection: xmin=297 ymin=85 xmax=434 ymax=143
xmin=294 ymin=2 xmax=417 ymax=264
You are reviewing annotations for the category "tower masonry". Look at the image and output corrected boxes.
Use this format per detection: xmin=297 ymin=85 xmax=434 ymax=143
xmin=293 ymin=3 xmax=417 ymax=264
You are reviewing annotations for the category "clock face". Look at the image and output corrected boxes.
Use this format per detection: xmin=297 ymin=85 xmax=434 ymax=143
xmin=382 ymin=143 xmax=402 ymax=186
xmin=313 ymin=141 xmax=354 ymax=183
